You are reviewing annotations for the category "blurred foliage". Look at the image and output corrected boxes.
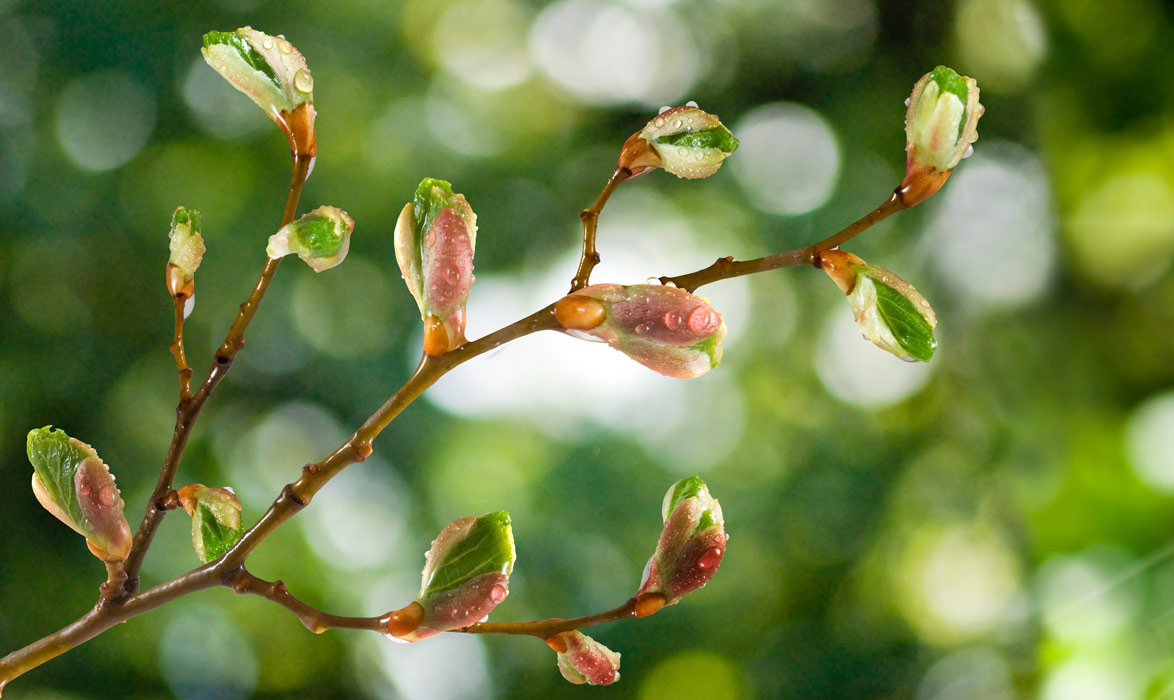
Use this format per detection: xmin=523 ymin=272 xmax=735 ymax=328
xmin=2 ymin=0 xmax=1173 ymax=698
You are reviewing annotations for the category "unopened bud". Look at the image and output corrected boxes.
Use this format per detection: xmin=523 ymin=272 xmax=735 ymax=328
xmin=900 ymin=66 xmax=983 ymax=206
xmin=551 ymin=630 xmax=621 ymax=686
xmin=820 ymin=249 xmax=937 ymax=362
xmin=389 ymin=511 xmax=515 ymax=642
xmin=635 ymin=475 xmax=727 ymax=608
xmin=266 ymin=205 xmax=354 ymax=272
xmin=27 ymin=427 xmax=132 ymax=562
xmin=559 ymin=284 xmax=726 ymax=379
xmin=619 ymin=105 xmax=739 ymax=179
xmin=201 ymin=27 xmax=316 ymax=156
xmin=394 ymin=178 xmax=478 ymax=354
xmin=176 ymin=484 xmax=243 ymax=563
xmin=167 ymin=207 xmax=204 ymax=300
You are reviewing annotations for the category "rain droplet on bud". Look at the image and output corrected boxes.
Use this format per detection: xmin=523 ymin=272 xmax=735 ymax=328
xmin=293 ymin=68 xmax=313 ymax=94
xmin=685 ymin=100 xmax=699 ymax=108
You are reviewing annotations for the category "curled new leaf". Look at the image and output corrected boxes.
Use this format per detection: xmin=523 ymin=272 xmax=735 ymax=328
xmin=266 ymin=205 xmax=354 ymax=272
xmin=619 ymin=104 xmax=739 ymax=179
xmin=166 ymin=206 xmax=205 ymax=301
xmin=549 ymin=630 xmax=622 ymax=686
xmin=386 ymin=511 xmax=515 ymax=642
xmin=176 ymin=484 xmax=243 ymax=563
xmin=393 ymin=178 xmax=478 ymax=355
xmin=635 ymin=475 xmax=727 ymax=611
xmin=201 ymin=27 xmax=316 ymax=155
xmin=554 ymin=283 xmax=726 ymax=379
xmin=900 ymin=66 xmax=984 ymax=206
xmin=27 ymin=427 xmax=132 ymax=562
xmin=820 ymin=249 xmax=937 ymax=362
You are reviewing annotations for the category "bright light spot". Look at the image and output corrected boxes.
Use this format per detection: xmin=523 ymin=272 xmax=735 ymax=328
xmin=916 ymin=529 xmax=1020 ymax=638
xmin=730 ymin=102 xmax=840 ymax=216
xmin=301 ymin=457 xmax=409 ymax=570
xmin=424 ymin=84 xmax=503 ymax=157
xmin=182 ymin=57 xmax=268 ymax=140
xmin=529 ymin=0 xmax=700 ymax=106
xmin=1127 ymin=392 xmax=1174 ymax=493
xmin=758 ymin=0 xmax=878 ymax=72
xmin=56 ymin=70 xmax=155 ymax=172
xmin=424 ymin=191 xmax=749 ymax=466
xmin=216 ymin=401 xmax=345 ymax=506
xmin=1067 ymin=169 xmax=1174 ymax=288
xmin=816 ymin=308 xmax=933 ymax=409
xmin=926 ymin=142 xmax=1055 ymax=309
xmin=290 ymin=255 xmax=396 ymax=359
xmin=1038 ymin=549 xmax=1139 ymax=643
xmin=955 ymin=0 xmax=1046 ymax=92
xmin=1040 ymin=657 xmax=1140 ymax=700
xmin=353 ymin=632 xmax=491 ymax=700
xmin=160 ymin=604 xmax=257 ymax=700
xmin=432 ymin=0 xmax=532 ymax=90
xmin=639 ymin=650 xmax=743 ymax=700
xmin=917 ymin=647 xmax=1014 ymax=700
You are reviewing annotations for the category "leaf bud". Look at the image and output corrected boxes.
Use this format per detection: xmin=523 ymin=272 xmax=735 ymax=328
xmin=820 ymin=249 xmax=938 ymax=363
xmin=635 ymin=475 xmax=727 ymax=609
xmin=387 ymin=511 xmax=515 ymax=642
xmin=394 ymin=178 xmax=478 ymax=355
xmin=619 ymin=104 xmax=738 ymax=179
xmin=900 ymin=66 xmax=983 ymax=206
xmin=176 ymin=484 xmax=243 ymax=563
xmin=557 ymin=283 xmax=726 ymax=379
xmin=26 ymin=427 xmax=132 ymax=562
xmin=266 ymin=205 xmax=354 ymax=272
xmin=166 ymin=206 xmax=205 ymax=301
xmin=549 ymin=630 xmax=622 ymax=686
xmin=201 ymin=27 xmax=316 ymax=156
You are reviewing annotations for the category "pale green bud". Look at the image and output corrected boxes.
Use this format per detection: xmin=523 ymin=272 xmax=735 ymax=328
xmin=620 ymin=104 xmax=739 ymax=179
xmin=167 ymin=206 xmax=204 ymax=300
xmin=266 ymin=206 xmax=354 ymax=272
xmin=177 ymin=484 xmax=243 ymax=563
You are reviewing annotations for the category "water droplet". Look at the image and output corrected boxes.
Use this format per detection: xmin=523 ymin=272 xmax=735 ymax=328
xmin=686 ymin=116 xmax=695 ymax=125
xmin=262 ymin=38 xmax=275 ymax=50
xmin=687 ymin=305 xmax=714 ymax=332
xmin=653 ymin=117 xmax=665 ymax=128
xmin=904 ymin=97 xmax=911 ymax=107
xmin=490 ymin=584 xmax=508 ymax=603
xmin=672 ymin=119 xmax=683 ymax=129
xmin=962 ymin=144 xmax=974 ymax=159
xmin=77 ymin=484 xmax=91 ymax=497
xmin=634 ymin=323 xmax=651 ymax=335
xmin=293 ymin=68 xmax=314 ymax=94
xmin=658 ymin=105 xmax=671 ymax=114
xmin=693 ymin=151 xmax=705 ymax=161
xmin=685 ymin=100 xmax=698 ymax=108
xmin=99 ymin=487 xmax=116 ymax=507
xmin=664 ymin=312 xmax=681 ymax=330
xmin=278 ymin=39 xmax=293 ymax=54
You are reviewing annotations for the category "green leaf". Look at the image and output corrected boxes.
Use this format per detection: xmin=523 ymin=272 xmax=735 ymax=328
xmin=195 ymin=502 xmax=242 ymax=563
xmin=421 ymin=511 xmax=515 ymax=598
xmin=929 ymin=65 xmax=970 ymax=139
xmin=412 ymin=177 xmax=455 ymax=248
xmin=292 ymin=215 xmax=342 ymax=257
xmin=873 ymin=280 xmax=937 ymax=362
xmin=202 ymin=30 xmax=278 ymax=87
xmin=663 ymin=476 xmax=707 ymax=521
xmin=27 ymin=426 xmax=91 ymax=528
xmin=655 ymin=126 xmax=739 ymax=153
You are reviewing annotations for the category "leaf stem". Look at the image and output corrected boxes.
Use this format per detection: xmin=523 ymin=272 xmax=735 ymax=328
xmin=569 ymin=167 xmax=631 ymax=292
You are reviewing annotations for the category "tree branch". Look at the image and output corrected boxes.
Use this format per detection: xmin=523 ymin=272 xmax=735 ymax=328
xmin=569 ymin=167 xmax=631 ymax=292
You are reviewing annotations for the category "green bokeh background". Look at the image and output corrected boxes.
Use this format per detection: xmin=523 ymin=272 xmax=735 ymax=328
xmin=2 ymin=1 xmax=1173 ymax=698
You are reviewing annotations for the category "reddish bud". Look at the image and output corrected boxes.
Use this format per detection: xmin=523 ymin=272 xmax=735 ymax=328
xmin=636 ymin=476 xmax=727 ymax=606
xmin=552 ymin=630 xmax=622 ymax=686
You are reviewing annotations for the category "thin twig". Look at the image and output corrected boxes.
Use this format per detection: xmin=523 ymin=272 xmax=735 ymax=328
xmin=459 ymin=598 xmax=639 ymax=639
xmin=569 ymin=167 xmax=631 ymax=292
xmin=661 ymin=190 xmax=909 ymax=292
xmin=121 ymin=153 xmax=313 ymax=595
xmin=229 ymin=569 xmax=385 ymax=634
xmin=168 ymin=296 xmax=193 ymax=399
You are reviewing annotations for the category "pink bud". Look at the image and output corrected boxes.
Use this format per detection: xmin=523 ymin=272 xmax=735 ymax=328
xmin=636 ymin=476 xmax=727 ymax=607
xmin=551 ymin=630 xmax=621 ymax=686
xmin=557 ymin=284 xmax=726 ymax=379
